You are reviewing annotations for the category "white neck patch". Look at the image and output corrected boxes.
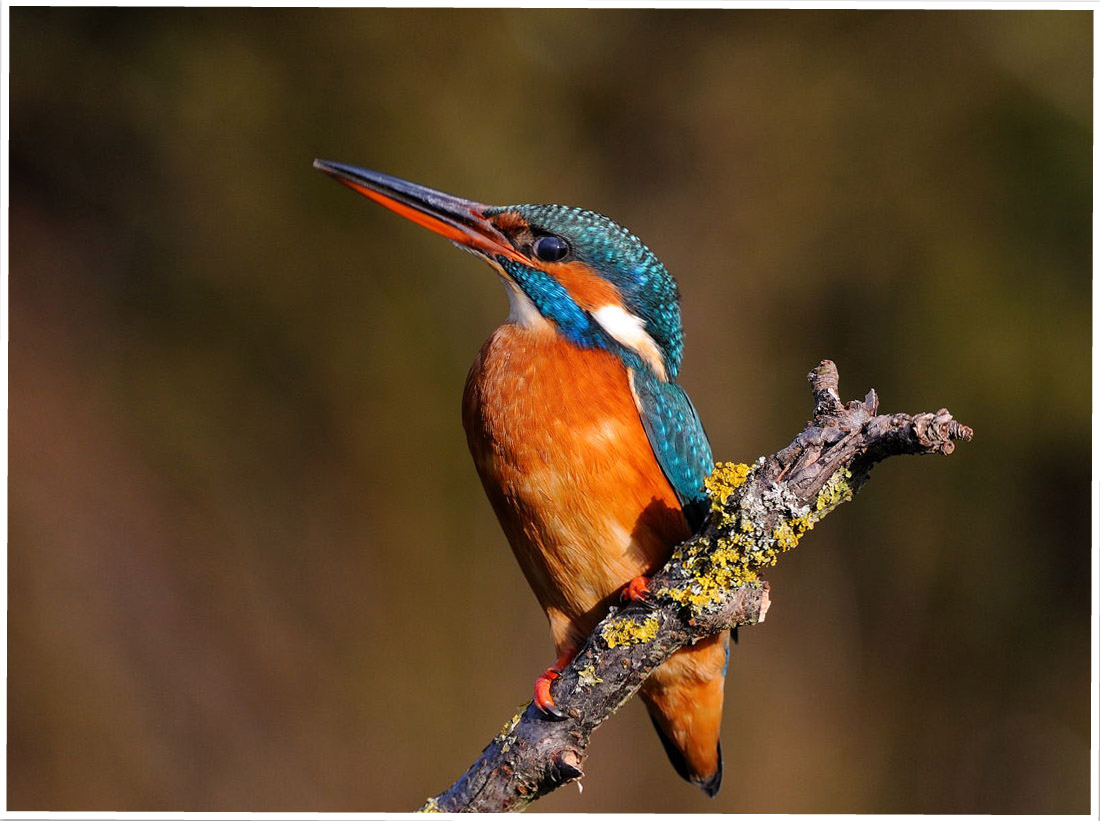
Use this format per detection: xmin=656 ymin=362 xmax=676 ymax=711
xmin=592 ymin=304 xmax=667 ymax=381
xmin=476 ymin=252 xmax=550 ymax=332
xmin=503 ymin=279 xmax=549 ymax=330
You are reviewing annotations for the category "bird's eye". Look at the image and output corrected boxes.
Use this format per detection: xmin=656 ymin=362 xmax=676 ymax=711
xmin=533 ymin=235 xmax=569 ymax=262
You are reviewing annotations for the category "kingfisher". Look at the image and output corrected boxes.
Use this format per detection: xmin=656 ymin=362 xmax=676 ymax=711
xmin=315 ymin=159 xmax=728 ymax=796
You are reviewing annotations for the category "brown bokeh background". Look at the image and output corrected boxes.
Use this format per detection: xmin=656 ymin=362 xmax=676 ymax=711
xmin=8 ymin=8 xmax=1092 ymax=813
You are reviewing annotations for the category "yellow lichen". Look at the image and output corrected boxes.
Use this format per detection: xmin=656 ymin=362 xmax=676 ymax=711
xmin=773 ymin=522 xmax=799 ymax=550
xmin=816 ymin=468 xmax=854 ymax=513
xmin=770 ymin=512 xmax=816 ymax=554
xmin=659 ymin=463 xmax=856 ymax=619
xmin=657 ymin=529 xmax=762 ymax=613
xmin=601 ymin=615 xmax=660 ymax=648
xmin=767 ymin=473 xmax=850 ymax=554
xmin=704 ymin=461 xmax=754 ymax=509
xmin=495 ymin=707 xmax=524 ymax=742
xmin=577 ymin=665 xmax=602 ymax=687
xmin=418 ymin=798 xmax=442 ymax=813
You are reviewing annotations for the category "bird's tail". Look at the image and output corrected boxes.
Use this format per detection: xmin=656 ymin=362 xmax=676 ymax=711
xmin=639 ymin=632 xmax=729 ymax=796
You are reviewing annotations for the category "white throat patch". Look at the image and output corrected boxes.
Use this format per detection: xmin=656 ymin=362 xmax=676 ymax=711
xmin=477 ymin=252 xmax=550 ymax=331
xmin=503 ymin=279 xmax=549 ymax=330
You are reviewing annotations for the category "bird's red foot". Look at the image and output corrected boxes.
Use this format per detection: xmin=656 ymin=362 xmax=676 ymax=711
xmin=621 ymin=575 xmax=651 ymax=603
xmin=534 ymin=668 xmax=564 ymax=719
xmin=533 ymin=650 xmax=575 ymax=721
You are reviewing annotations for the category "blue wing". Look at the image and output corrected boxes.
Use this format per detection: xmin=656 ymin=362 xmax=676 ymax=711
xmin=629 ymin=366 xmax=714 ymax=532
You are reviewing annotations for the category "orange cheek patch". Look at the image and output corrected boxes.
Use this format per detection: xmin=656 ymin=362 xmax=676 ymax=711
xmin=547 ymin=261 xmax=623 ymax=311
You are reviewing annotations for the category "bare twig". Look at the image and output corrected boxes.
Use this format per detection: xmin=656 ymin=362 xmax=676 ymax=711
xmin=419 ymin=360 xmax=972 ymax=813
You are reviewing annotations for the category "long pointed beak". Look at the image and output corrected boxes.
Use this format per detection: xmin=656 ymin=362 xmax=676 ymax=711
xmin=313 ymin=159 xmax=524 ymax=263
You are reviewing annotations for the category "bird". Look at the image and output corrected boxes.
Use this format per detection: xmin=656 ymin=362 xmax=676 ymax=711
xmin=315 ymin=159 xmax=727 ymax=796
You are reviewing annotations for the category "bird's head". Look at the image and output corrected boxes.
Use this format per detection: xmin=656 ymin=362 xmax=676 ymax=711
xmin=315 ymin=160 xmax=684 ymax=381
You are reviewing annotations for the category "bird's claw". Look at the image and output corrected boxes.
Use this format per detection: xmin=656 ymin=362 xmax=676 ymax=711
xmin=621 ymin=575 xmax=651 ymax=603
xmin=534 ymin=667 xmax=568 ymax=721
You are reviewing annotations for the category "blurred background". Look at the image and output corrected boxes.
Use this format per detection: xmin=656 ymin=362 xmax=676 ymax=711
xmin=8 ymin=8 xmax=1092 ymax=813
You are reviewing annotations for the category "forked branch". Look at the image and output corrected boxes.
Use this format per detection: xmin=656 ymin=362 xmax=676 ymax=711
xmin=419 ymin=360 xmax=972 ymax=813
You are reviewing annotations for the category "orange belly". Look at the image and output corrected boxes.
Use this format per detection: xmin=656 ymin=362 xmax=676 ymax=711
xmin=462 ymin=322 xmax=691 ymax=655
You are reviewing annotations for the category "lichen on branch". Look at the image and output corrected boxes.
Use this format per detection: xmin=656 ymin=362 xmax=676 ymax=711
xmin=655 ymin=459 xmax=855 ymax=618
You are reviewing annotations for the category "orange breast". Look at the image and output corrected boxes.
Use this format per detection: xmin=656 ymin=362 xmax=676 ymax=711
xmin=462 ymin=322 xmax=691 ymax=655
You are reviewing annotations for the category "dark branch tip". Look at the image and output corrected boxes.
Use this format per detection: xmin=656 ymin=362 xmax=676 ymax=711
xmin=808 ymin=359 xmax=842 ymax=414
xmin=809 ymin=359 xmax=839 ymax=387
xmin=947 ymin=420 xmax=974 ymax=441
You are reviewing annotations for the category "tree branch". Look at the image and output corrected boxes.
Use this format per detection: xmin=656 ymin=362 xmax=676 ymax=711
xmin=418 ymin=360 xmax=973 ymax=813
